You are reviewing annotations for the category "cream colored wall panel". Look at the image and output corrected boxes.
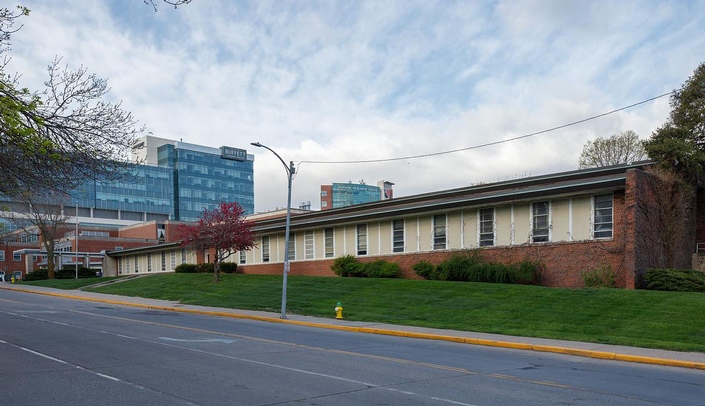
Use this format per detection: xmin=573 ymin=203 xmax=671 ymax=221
xmin=447 ymin=212 xmax=463 ymax=250
xmin=571 ymin=196 xmax=592 ymax=241
xmin=551 ymin=199 xmax=570 ymax=242
xmin=496 ymin=206 xmax=512 ymax=246
xmin=463 ymin=210 xmax=478 ymax=248
xmin=367 ymin=222 xmax=379 ymax=255
xmin=334 ymin=227 xmax=345 ymax=257
xmin=407 ymin=217 xmax=419 ymax=252
xmin=380 ymin=221 xmax=392 ymax=254
xmin=314 ymin=230 xmax=324 ymax=258
xmin=344 ymin=226 xmax=356 ymax=256
xmin=418 ymin=216 xmax=432 ymax=251
xmin=513 ymin=204 xmax=531 ymax=244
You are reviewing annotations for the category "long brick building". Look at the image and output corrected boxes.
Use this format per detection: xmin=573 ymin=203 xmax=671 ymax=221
xmin=237 ymin=162 xmax=702 ymax=288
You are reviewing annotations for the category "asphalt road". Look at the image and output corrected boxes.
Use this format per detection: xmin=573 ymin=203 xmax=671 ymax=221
xmin=1 ymin=289 xmax=704 ymax=406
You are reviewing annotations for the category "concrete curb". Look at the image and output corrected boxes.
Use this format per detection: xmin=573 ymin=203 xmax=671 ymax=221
xmin=4 ymin=286 xmax=705 ymax=371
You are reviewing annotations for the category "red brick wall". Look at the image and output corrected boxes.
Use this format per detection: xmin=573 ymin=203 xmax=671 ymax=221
xmin=238 ymin=238 xmax=628 ymax=287
xmin=626 ymin=168 xmax=698 ymax=284
xmin=696 ymin=188 xmax=705 ymax=245
xmin=119 ymin=223 xmax=158 ymax=239
xmin=320 ymin=185 xmax=333 ymax=211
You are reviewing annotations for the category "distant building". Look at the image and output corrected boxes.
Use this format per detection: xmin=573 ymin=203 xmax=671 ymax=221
xmin=148 ymin=137 xmax=255 ymax=221
xmin=2 ymin=136 xmax=254 ymax=230
xmin=320 ymin=180 xmax=394 ymax=210
xmin=0 ymin=136 xmax=255 ymax=272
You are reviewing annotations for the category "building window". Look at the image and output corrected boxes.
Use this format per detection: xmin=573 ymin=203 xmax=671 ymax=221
xmin=126 ymin=257 xmax=131 ymax=273
xmin=134 ymin=257 xmax=139 ymax=273
xmin=304 ymin=231 xmax=314 ymax=259
xmin=161 ymin=251 xmax=166 ymax=271
xmin=357 ymin=224 xmax=367 ymax=255
xmin=321 ymin=201 xmax=328 ymax=208
xmin=181 ymin=249 xmax=187 ymax=264
xmin=433 ymin=214 xmax=446 ymax=250
xmin=239 ymin=250 xmax=247 ymax=264
xmin=594 ymin=194 xmax=613 ymax=239
xmin=262 ymin=236 xmax=270 ymax=263
xmin=321 ymin=191 xmax=328 ymax=197
xmin=479 ymin=208 xmax=495 ymax=247
xmin=287 ymin=232 xmax=296 ymax=261
xmin=0 ymin=251 xmax=5 ymax=261
xmin=392 ymin=220 xmax=404 ymax=253
xmin=170 ymin=250 xmax=176 ymax=268
xmin=118 ymin=258 xmax=123 ymax=275
xmin=532 ymin=201 xmax=550 ymax=243
xmin=324 ymin=228 xmax=334 ymax=258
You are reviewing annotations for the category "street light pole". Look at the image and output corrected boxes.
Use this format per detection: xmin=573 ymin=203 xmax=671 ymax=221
xmin=75 ymin=202 xmax=79 ymax=280
xmin=250 ymin=142 xmax=295 ymax=319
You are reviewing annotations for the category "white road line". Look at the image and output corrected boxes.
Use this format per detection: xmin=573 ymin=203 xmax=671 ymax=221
xmin=4 ymin=309 xmax=483 ymax=406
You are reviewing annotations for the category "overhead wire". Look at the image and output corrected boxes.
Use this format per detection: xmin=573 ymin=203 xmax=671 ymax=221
xmin=298 ymin=91 xmax=674 ymax=165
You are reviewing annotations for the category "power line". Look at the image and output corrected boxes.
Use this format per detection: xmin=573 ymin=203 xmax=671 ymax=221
xmin=299 ymin=91 xmax=674 ymax=165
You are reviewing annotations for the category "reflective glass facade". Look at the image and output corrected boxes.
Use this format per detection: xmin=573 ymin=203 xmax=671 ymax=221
xmin=158 ymin=143 xmax=254 ymax=221
xmin=67 ymin=138 xmax=253 ymax=223
xmin=331 ymin=183 xmax=381 ymax=209
xmin=71 ymin=165 xmax=174 ymax=220
xmin=1 ymin=138 xmax=254 ymax=227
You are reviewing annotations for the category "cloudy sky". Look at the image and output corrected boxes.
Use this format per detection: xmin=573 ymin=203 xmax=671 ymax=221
xmin=6 ymin=1 xmax=705 ymax=212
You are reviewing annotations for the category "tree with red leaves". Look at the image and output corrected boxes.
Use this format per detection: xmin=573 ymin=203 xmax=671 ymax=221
xmin=177 ymin=202 xmax=255 ymax=282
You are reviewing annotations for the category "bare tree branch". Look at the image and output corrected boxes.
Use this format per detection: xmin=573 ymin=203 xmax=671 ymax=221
xmin=579 ymin=130 xmax=647 ymax=169
xmin=145 ymin=0 xmax=194 ymax=12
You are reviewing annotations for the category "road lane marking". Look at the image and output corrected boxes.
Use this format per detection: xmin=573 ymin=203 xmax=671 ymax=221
xmin=1 ymin=306 xmax=656 ymax=405
xmin=159 ymin=337 xmax=237 ymax=344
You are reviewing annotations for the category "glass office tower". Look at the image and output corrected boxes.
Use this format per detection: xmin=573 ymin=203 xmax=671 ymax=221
xmin=157 ymin=141 xmax=254 ymax=222
xmin=0 ymin=136 xmax=254 ymax=228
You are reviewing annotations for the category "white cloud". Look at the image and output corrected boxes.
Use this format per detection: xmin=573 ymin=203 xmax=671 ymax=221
xmin=5 ymin=0 xmax=705 ymax=212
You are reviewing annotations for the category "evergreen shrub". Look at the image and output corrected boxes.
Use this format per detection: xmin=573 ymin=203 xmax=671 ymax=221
xmin=644 ymin=268 xmax=705 ymax=292
xmin=363 ymin=260 xmax=401 ymax=278
xmin=415 ymin=250 xmax=543 ymax=285
xmin=175 ymin=263 xmax=198 ymax=273
xmin=196 ymin=263 xmax=215 ymax=273
xmin=220 ymin=262 xmax=238 ymax=273
xmin=412 ymin=261 xmax=435 ymax=279
xmin=331 ymin=255 xmax=362 ymax=277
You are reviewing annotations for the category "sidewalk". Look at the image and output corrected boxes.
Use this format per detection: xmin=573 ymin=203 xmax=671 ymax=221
xmin=2 ymin=283 xmax=705 ymax=371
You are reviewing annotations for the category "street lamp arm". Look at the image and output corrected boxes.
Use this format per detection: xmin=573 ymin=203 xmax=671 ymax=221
xmin=250 ymin=142 xmax=294 ymax=176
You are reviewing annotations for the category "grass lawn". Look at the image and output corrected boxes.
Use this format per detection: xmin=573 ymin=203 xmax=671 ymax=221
xmin=23 ymin=273 xmax=705 ymax=352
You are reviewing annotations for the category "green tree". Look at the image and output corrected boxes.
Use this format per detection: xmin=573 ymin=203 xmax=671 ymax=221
xmin=645 ymin=62 xmax=705 ymax=184
xmin=579 ymin=130 xmax=647 ymax=169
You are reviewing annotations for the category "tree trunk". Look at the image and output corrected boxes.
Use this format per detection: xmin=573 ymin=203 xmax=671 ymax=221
xmin=213 ymin=258 xmax=220 ymax=283
xmin=43 ymin=241 xmax=56 ymax=279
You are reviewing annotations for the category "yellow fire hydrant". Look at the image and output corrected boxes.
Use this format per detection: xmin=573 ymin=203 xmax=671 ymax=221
xmin=334 ymin=302 xmax=343 ymax=319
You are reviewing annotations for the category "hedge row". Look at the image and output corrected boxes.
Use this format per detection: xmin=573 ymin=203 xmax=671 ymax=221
xmin=24 ymin=266 xmax=99 ymax=281
xmin=412 ymin=251 xmax=543 ymax=285
xmin=175 ymin=262 xmax=238 ymax=274
xmin=643 ymin=268 xmax=705 ymax=292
